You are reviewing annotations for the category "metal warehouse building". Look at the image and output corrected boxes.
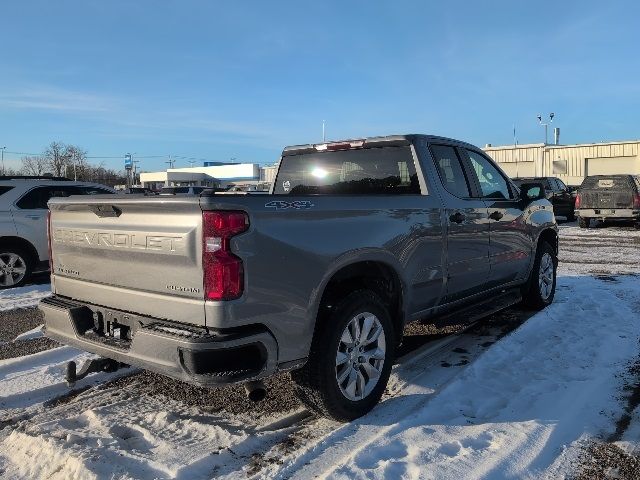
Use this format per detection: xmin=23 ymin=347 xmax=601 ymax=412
xmin=483 ymin=140 xmax=640 ymax=186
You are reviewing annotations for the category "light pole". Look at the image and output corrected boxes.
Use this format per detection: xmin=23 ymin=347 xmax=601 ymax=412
xmin=0 ymin=147 xmax=5 ymax=175
xmin=133 ymin=160 xmax=140 ymax=185
xmin=537 ymin=113 xmax=555 ymax=176
xmin=537 ymin=113 xmax=554 ymax=145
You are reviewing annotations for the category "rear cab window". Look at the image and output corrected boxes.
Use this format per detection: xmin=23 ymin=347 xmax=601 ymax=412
xmin=273 ymin=146 xmax=421 ymax=195
xmin=581 ymin=176 xmax=633 ymax=190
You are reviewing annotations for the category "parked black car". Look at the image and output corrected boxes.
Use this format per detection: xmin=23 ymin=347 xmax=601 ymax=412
xmin=512 ymin=177 xmax=576 ymax=221
xmin=575 ymin=175 xmax=640 ymax=228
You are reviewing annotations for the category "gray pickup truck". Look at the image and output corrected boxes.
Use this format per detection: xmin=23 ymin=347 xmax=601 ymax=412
xmin=41 ymin=134 xmax=558 ymax=421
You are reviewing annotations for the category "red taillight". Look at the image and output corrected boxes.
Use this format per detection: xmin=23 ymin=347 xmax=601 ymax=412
xmin=47 ymin=210 xmax=53 ymax=272
xmin=575 ymin=194 xmax=581 ymax=209
xmin=202 ymin=211 xmax=248 ymax=300
xmin=634 ymin=194 xmax=640 ymax=209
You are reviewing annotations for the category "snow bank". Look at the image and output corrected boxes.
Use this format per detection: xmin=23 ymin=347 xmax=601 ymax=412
xmin=286 ymin=275 xmax=640 ymax=479
xmin=0 ymin=283 xmax=50 ymax=311
xmin=13 ymin=324 xmax=44 ymax=341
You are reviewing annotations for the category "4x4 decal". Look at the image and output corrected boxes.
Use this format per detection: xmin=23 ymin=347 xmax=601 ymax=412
xmin=265 ymin=200 xmax=314 ymax=210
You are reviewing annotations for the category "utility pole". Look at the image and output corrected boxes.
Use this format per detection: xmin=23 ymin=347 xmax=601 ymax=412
xmin=537 ymin=113 xmax=555 ymax=176
xmin=322 ymin=120 xmax=326 ymax=142
xmin=0 ymin=147 xmax=5 ymax=175
xmin=188 ymin=160 xmax=195 ymax=168
xmin=165 ymin=155 xmax=175 ymax=169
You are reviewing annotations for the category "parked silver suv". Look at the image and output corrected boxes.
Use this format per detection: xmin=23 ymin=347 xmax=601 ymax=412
xmin=0 ymin=176 xmax=115 ymax=288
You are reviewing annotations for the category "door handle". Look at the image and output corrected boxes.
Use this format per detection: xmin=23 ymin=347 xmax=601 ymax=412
xmin=488 ymin=211 xmax=503 ymax=221
xmin=26 ymin=215 xmax=42 ymax=220
xmin=449 ymin=212 xmax=465 ymax=224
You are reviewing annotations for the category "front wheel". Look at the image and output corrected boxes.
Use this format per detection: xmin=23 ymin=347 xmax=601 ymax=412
xmin=292 ymin=290 xmax=395 ymax=422
xmin=578 ymin=217 xmax=589 ymax=228
xmin=521 ymin=241 xmax=557 ymax=310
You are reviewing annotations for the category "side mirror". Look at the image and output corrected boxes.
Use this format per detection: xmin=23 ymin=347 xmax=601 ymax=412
xmin=520 ymin=182 xmax=546 ymax=202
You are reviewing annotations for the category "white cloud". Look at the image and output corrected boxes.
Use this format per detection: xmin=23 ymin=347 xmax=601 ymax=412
xmin=0 ymin=86 xmax=114 ymax=113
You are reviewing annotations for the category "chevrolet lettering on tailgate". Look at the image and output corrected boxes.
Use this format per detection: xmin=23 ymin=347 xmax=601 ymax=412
xmin=52 ymin=228 xmax=184 ymax=253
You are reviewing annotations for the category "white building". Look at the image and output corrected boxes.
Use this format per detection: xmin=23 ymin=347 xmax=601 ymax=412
xmin=139 ymin=163 xmax=263 ymax=190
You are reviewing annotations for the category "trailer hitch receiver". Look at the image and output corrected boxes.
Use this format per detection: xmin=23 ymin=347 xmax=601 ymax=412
xmin=65 ymin=358 xmax=128 ymax=387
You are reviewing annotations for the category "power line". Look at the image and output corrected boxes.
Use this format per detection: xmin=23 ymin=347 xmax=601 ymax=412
xmin=3 ymin=150 xmax=276 ymax=166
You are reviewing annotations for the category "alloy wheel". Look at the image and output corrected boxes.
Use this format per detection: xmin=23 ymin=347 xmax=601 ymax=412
xmin=0 ymin=253 xmax=27 ymax=287
xmin=335 ymin=312 xmax=386 ymax=401
xmin=538 ymin=252 xmax=554 ymax=300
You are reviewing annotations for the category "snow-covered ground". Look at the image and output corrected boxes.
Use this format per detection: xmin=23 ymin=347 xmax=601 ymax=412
xmin=0 ymin=283 xmax=50 ymax=312
xmin=0 ymin=222 xmax=639 ymax=479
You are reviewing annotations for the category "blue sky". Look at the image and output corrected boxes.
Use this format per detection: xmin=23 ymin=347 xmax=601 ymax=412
xmin=1 ymin=0 xmax=639 ymax=172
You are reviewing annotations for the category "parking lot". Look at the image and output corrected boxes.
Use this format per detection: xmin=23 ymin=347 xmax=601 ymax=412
xmin=0 ymin=221 xmax=637 ymax=479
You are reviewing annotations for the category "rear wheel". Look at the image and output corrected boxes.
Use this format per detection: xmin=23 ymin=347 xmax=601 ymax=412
xmin=0 ymin=249 xmax=32 ymax=289
xmin=292 ymin=290 xmax=395 ymax=422
xmin=566 ymin=212 xmax=576 ymax=222
xmin=521 ymin=241 xmax=557 ymax=310
xmin=578 ymin=217 xmax=589 ymax=228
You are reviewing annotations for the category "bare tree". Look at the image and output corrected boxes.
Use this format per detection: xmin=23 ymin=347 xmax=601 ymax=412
xmin=26 ymin=140 xmax=126 ymax=186
xmin=21 ymin=156 xmax=48 ymax=176
xmin=65 ymin=145 xmax=88 ymax=180
xmin=43 ymin=142 xmax=69 ymax=177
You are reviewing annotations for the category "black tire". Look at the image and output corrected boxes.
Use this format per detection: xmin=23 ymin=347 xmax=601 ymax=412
xmin=521 ymin=241 xmax=557 ymax=310
xmin=291 ymin=290 xmax=396 ymax=422
xmin=566 ymin=212 xmax=576 ymax=222
xmin=0 ymin=247 xmax=33 ymax=289
xmin=578 ymin=217 xmax=589 ymax=228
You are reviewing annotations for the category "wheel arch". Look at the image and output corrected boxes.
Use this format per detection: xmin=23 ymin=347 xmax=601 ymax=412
xmin=0 ymin=236 xmax=40 ymax=264
xmin=536 ymin=228 xmax=558 ymax=257
xmin=312 ymin=254 xmax=407 ymax=346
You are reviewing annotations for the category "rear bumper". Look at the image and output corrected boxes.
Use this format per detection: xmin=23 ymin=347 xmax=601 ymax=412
xmin=576 ymin=208 xmax=639 ymax=219
xmin=40 ymin=295 xmax=280 ymax=386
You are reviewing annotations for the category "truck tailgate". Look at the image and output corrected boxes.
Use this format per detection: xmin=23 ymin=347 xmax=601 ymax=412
xmin=581 ymin=177 xmax=635 ymax=209
xmin=48 ymin=195 xmax=206 ymax=326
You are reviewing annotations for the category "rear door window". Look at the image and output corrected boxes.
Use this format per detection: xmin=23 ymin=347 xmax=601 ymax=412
xmin=430 ymin=145 xmax=471 ymax=198
xmin=0 ymin=186 xmax=14 ymax=197
xmin=16 ymin=186 xmax=82 ymax=209
xmin=555 ymin=178 xmax=567 ymax=191
xmin=273 ymin=146 xmax=420 ymax=195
